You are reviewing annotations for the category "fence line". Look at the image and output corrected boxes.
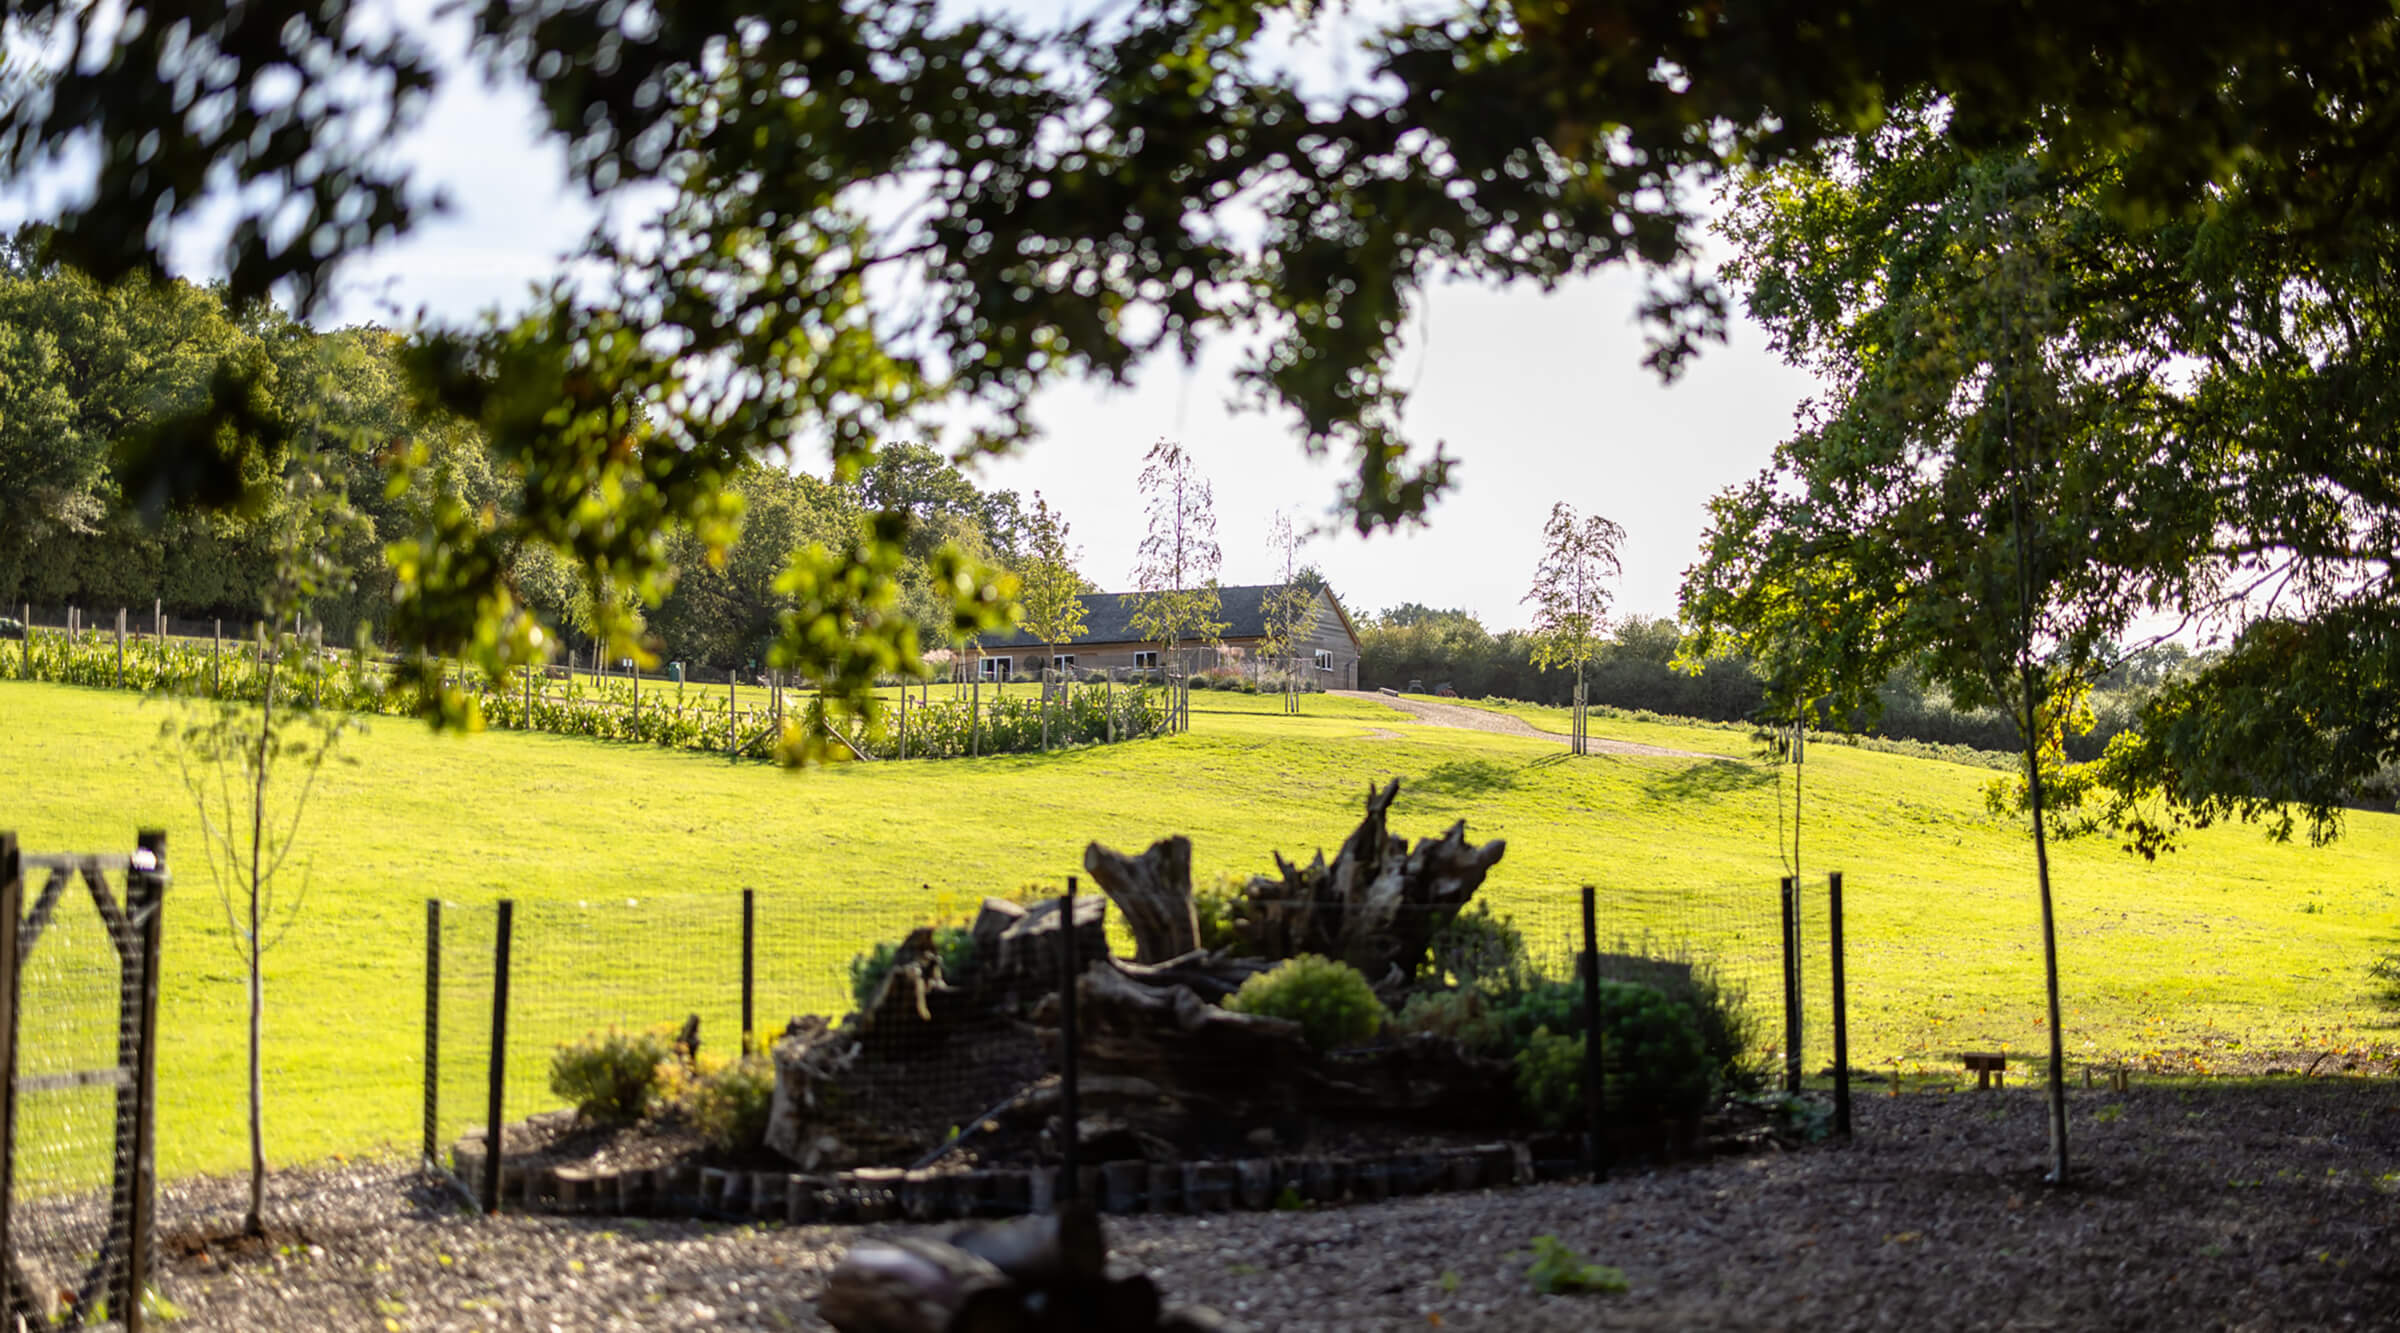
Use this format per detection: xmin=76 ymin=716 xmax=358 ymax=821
xmin=0 ymin=610 xmax=1188 ymax=760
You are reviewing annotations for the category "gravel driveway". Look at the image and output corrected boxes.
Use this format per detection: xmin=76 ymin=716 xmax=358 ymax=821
xmin=1334 ymin=692 xmax=1704 ymax=759
xmin=155 ymin=1078 xmax=2400 ymax=1329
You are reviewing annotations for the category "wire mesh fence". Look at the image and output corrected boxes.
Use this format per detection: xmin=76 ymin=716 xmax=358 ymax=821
xmin=2 ymin=838 xmax=166 ymax=1331
xmin=421 ymin=874 xmax=1818 ymax=1214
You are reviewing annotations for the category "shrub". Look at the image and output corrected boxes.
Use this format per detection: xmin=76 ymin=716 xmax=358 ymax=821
xmin=1425 ymin=900 xmax=1530 ymax=993
xmin=1223 ymin=954 xmax=1383 ymax=1051
xmin=1512 ymin=1025 xmax=1587 ymax=1130
xmin=1192 ymin=875 xmax=1254 ymax=955
xmin=847 ymin=925 xmax=977 ymax=1011
xmin=1685 ymin=962 xmax=1770 ymax=1096
xmin=1497 ymin=979 xmax=1710 ymax=1128
xmin=688 ymin=1053 xmax=778 ymax=1153
xmin=1393 ymin=986 xmax=1506 ymax=1051
xmin=550 ymin=1026 xmax=676 ymax=1124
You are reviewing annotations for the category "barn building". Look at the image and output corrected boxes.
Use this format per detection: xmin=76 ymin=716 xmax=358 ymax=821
xmin=959 ymin=584 xmax=1362 ymax=689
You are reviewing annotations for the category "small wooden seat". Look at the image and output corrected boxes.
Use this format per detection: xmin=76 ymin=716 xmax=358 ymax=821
xmin=1962 ymin=1052 xmax=2007 ymax=1089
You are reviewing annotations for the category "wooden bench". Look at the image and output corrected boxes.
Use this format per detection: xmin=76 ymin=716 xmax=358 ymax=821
xmin=1962 ymin=1051 xmax=2007 ymax=1089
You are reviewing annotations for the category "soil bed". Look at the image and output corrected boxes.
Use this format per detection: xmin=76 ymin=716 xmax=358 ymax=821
xmin=155 ymin=1075 xmax=2399 ymax=1330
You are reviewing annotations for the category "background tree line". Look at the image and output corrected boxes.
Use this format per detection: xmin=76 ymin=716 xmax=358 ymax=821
xmin=0 ymin=241 xmax=1033 ymax=674
xmin=1359 ymin=605 xmax=2198 ymax=763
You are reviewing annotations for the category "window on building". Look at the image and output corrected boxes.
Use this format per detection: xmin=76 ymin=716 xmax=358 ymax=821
xmin=979 ymin=657 xmax=1012 ymax=681
xmin=1052 ymin=654 xmax=1076 ymax=670
xmin=1133 ymin=650 xmax=1159 ymax=668
xmin=1314 ymin=649 xmax=1335 ymax=671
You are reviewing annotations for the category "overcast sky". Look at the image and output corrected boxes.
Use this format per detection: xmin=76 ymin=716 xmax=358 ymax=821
xmin=86 ymin=3 xmax=1822 ymax=634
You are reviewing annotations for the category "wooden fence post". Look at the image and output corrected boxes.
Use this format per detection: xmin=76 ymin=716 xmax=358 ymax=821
xmin=0 ymin=832 xmax=20 ymax=1320
xmin=423 ymin=899 xmax=442 ymax=1167
xmin=115 ymin=607 xmax=126 ymax=686
xmin=631 ymin=666 xmax=641 ymax=736
xmin=971 ymin=677 xmax=980 ymax=757
xmin=898 ymin=686 xmax=908 ymax=760
xmin=741 ymin=889 xmax=756 ymax=1051
xmin=482 ymin=900 xmax=514 ymax=1214
xmin=212 ymin=620 xmax=222 ymax=695
xmin=1830 ymin=871 xmax=1852 ymax=1138
xmin=727 ymin=675 xmax=738 ymax=759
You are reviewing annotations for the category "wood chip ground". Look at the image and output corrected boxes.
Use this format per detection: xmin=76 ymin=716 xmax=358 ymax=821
xmin=155 ymin=1078 xmax=2398 ymax=1329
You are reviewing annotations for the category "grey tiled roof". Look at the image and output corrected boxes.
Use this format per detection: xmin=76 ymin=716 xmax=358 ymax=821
xmin=977 ymin=584 xmax=1299 ymax=649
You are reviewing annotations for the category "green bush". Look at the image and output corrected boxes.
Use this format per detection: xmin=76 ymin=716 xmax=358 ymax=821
xmin=689 ymin=1054 xmax=778 ymax=1153
xmin=1425 ymin=900 xmax=1530 ymax=992
xmin=550 ymin=1026 xmax=676 ymax=1124
xmin=1193 ymin=874 xmax=1254 ymax=955
xmin=1685 ymin=962 xmax=1770 ymax=1096
xmin=1513 ymin=1025 xmax=1587 ymax=1130
xmin=1393 ymin=986 xmax=1506 ymax=1051
xmin=1223 ymin=954 xmax=1383 ymax=1051
xmin=847 ymin=926 xmax=978 ymax=1011
xmin=1498 ymin=980 xmax=1710 ymax=1129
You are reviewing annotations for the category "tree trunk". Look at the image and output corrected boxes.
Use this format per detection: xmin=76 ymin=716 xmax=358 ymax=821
xmin=1081 ymin=836 xmax=1200 ymax=963
xmin=246 ymin=649 xmax=275 ymax=1236
xmin=2024 ymin=669 xmax=2069 ymax=1183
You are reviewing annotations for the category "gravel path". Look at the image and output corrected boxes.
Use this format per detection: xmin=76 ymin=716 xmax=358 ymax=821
xmin=153 ymin=1079 xmax=2400 ymax=1329
xmin=1334 ymin=692 xmax=1704 ymax=759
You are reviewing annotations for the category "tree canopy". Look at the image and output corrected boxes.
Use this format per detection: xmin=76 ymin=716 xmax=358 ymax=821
xmin=19 ymin=0 xmax=2400 ymax=741
xmin=1683 ymin=103 xmax=2400 ymax=850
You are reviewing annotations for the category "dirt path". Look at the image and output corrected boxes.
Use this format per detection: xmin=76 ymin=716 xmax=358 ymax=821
xmin=1335 ymin=690 xmax=1706 ymax=759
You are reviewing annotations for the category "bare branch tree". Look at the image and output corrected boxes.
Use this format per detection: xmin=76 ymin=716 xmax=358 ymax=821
xmin=1522 ymin=501 xmax=1626 ymax=755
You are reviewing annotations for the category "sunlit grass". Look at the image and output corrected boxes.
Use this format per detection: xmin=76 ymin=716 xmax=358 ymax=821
xmin=1 ymin=675 xmax=2395 ymax=1179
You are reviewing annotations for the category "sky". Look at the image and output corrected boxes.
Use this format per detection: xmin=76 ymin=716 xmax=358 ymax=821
xmin=32 ymin=2 xmax=1824 ymax=635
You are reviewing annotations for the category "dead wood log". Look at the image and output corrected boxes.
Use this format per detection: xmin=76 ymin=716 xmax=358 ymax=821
xmin=1234 ymin=779 xmax=1506 ymax=985
xmin=819 ymin=1206 xmax=1236 ymax=1333
xmin=977 ymin=894 xmax=1108 ymax=1002
xmin=1044 ymin=961 xmax=1516 ymax=1134
xmin=1082 ymin=835 xmax=1200 ymax=963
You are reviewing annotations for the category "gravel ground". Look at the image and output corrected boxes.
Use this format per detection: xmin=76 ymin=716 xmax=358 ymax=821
xmin=1334 ymin=692 xmax=1702 ymax=759
xmin=148 ymin=1078 xmax=2399 ymax=1330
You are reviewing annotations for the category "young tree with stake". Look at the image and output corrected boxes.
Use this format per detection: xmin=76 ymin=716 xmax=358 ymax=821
xmin=1258 ymin=511 xmax=1317 ymax=713
xmin=1523 ymin=503 xmax=1626 ymax=755
xmin=165 ymin=448 xmax=368 ymax=1236
xmin=1017 ymin=492 xmax=1088 ymax=750
xmin=1128 ymin=440 xmax=1226 ymax=718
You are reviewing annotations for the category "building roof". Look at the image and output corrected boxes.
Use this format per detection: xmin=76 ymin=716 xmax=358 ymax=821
xmin=976 ymin=584 xmax=1354 ymax=651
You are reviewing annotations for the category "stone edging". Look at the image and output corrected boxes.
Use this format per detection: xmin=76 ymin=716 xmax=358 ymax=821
xmin=447 ymin=1136 xmax=1577 ymax=1223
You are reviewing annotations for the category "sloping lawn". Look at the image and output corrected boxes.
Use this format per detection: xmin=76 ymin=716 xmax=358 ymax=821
xmin=1 ymin=677 xmax=2394 ymax=1178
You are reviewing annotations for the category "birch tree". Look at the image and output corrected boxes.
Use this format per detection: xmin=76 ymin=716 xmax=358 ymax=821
xmin=1018 ymin=492 xmax=1088 ymax=749
xmin=1522 ymin=503 xmax=1626 ymax=755
xmin=1258 ymin=511 xmax=1317 ymax=712
xmin=1128 ymin=440 xmax=1226 ymax=692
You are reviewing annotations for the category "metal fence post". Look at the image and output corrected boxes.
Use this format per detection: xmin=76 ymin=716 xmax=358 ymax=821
xmin=1830 ymin=871 xmax=1851 ymax=1138
xmin=0 ymin=834 xmax=20 ymax=1322
xmin=423 ymin=900 xmax=442 ymax=1166
xmin=123 ymin=830 xmax=165 ymax=1333
xmin=1057 ymin=877 xmax=1081 ymax=1208
xmin=1781 ymin=875 xmax=1801 ymax=1095
xmin=482 ymin=900 xmax=514 ymax=1214
xmin=1580 ymin=885 xmax=1607 ymax=1179
xmin=740 ymin=889 xmax=756 ymax=1052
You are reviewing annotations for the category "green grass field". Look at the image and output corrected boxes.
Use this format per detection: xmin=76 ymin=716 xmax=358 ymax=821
xmin=2 ymin=676 xmax=2396 ymax=1183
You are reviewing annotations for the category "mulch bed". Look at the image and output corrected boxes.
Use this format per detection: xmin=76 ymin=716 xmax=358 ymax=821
xmin=145 ymin=1074 xmax=2400 ymax=1330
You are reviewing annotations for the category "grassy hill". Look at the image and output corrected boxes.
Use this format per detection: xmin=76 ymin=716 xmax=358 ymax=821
xmin=2 ymin=677 xmax=2395 ymax=1181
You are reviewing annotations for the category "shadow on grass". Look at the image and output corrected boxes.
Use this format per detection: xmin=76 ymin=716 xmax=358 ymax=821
xmin=1641 ymin=757 xmax=1774 ymax=801
xmin=1414 ymin=758 xmax=1523 ymax=799
xmin=2367 ymin=929 xmax=2400 ymax=1013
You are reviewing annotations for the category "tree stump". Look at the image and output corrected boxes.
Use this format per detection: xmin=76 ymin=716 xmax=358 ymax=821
xmin=1082 ymin=834 xmax=1201 ymax=963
